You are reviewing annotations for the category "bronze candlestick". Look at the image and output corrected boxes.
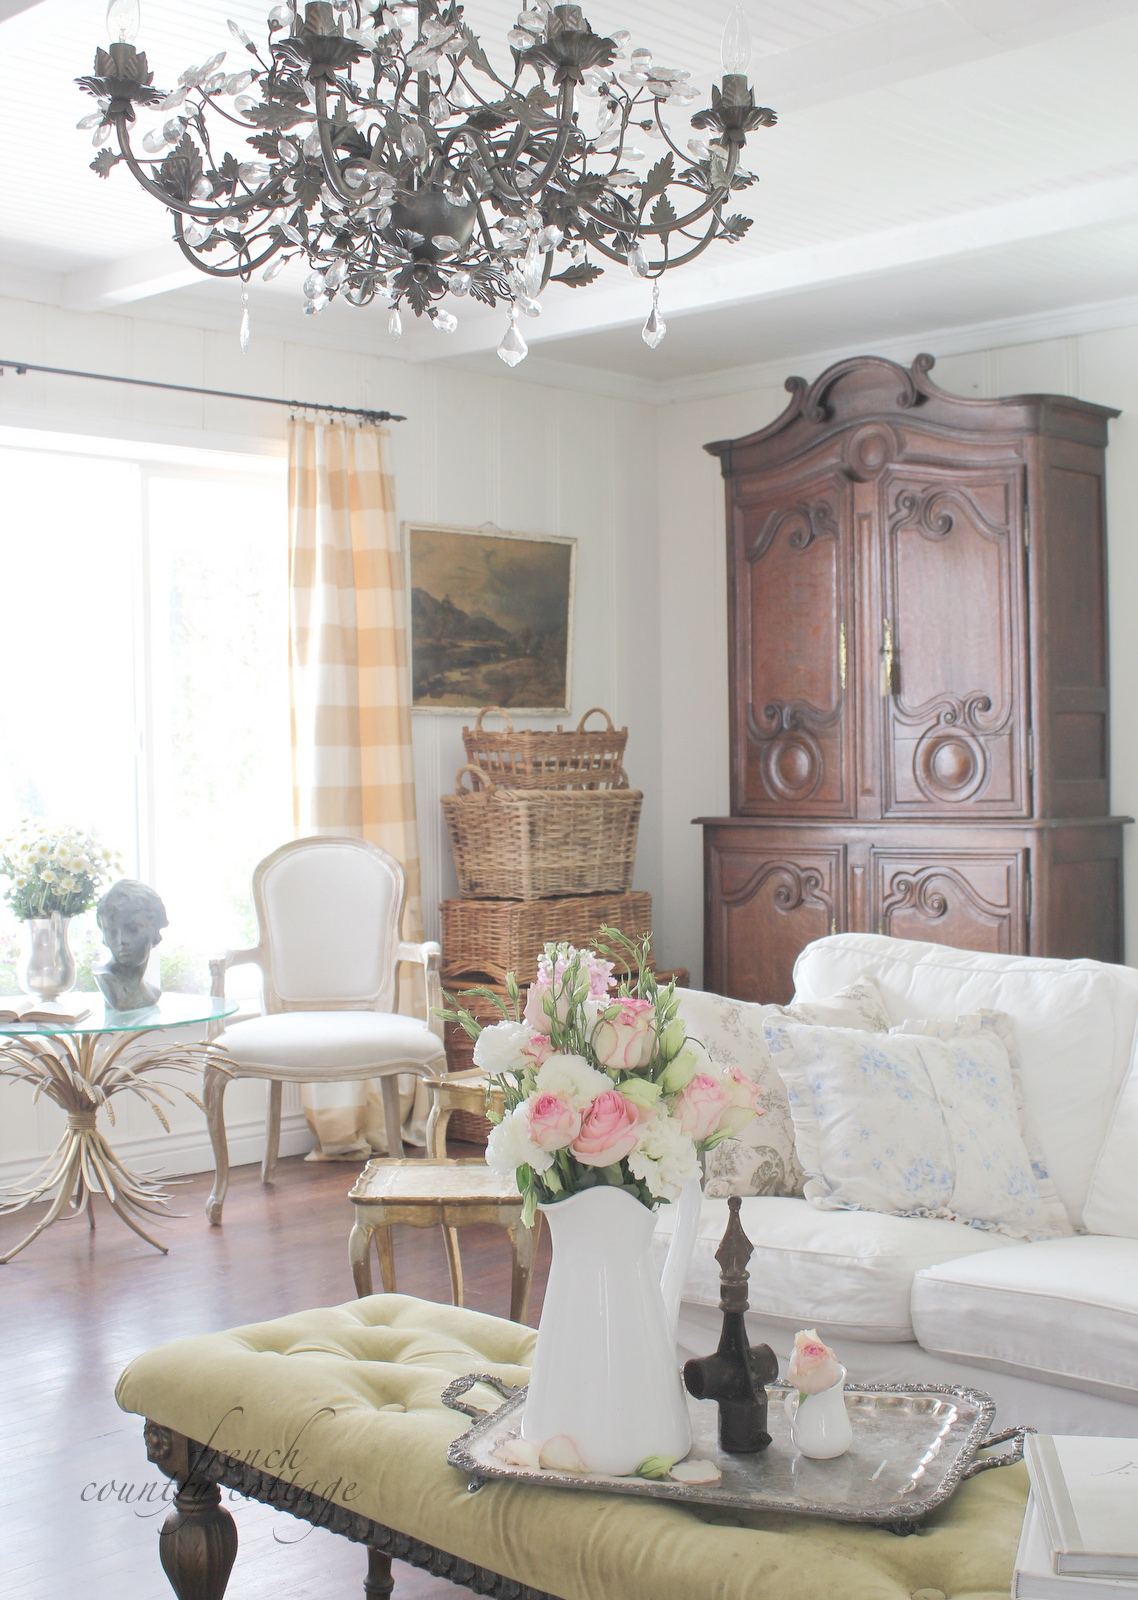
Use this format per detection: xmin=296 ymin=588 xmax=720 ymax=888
xmin=682 ymin=1195 xmax=778 ymax=1453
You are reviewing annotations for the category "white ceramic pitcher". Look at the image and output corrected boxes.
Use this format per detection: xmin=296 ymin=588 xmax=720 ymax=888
xmin=521 ymin=1177 xmax=701 ymax=1476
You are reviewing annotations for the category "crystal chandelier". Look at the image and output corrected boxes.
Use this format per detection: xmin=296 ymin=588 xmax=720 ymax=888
xmin=78 ymin=0 xmax=775 ymax=365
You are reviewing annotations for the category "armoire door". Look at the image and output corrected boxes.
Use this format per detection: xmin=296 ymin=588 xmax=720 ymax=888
xmin=877 ymin=461 xmax=1029 ymax=818
xmin=704 ymin=832 xmax=846 ymax=1003
xmin=730 ymin=462 xmax=856 ymax=817
xmin=869 ymin=845 xmax=1026 ymax=953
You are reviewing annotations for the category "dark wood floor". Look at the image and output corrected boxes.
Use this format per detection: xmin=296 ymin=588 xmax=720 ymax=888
xmin=0 ymin=1147 xmax=551 ymax=1600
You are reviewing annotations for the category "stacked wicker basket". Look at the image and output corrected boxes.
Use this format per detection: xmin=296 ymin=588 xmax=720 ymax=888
xmin=439 ymin=708 xmax=684 ymax=1141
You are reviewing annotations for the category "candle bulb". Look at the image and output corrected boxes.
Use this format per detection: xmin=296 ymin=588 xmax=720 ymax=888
xmin=721 ymin=3 xmax=751 ymax=75
xmin=106 ymin=0 xmax=140 ymax=43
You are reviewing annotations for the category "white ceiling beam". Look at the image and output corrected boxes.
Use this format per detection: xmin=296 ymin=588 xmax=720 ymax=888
xmin=427 ymin=170 xmax=1138 ymax=361
xmin=0 ymin=0 xmax=47 ymax=20
xmin=61 ymin=245 xmax=203 ymax=312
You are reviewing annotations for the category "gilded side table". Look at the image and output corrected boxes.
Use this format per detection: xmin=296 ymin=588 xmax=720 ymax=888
xmin=348 ymin=1157 xmax=537 ymax=1323
xmin=0 ymin=992 xmax=236 ymax=1262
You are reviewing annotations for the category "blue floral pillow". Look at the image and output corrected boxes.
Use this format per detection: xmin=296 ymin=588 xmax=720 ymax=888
xmin=764 ymin=1011 xmax=1073 ymax=1241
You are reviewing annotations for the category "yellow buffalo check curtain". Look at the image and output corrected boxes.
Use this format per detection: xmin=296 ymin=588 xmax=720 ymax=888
xmin=288 ymin=418 xmax=427 ymax=1158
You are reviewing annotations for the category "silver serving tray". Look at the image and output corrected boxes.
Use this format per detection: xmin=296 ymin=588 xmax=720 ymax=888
xmin=444 ymin=1374 xmax=1029 ymax=1530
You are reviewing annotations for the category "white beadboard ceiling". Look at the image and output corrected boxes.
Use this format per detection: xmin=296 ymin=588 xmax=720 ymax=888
xmin=1 ymin=0 xmax=1137 ymax=381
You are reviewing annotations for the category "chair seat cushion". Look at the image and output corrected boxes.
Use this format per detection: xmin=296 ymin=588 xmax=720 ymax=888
xmin=653 ymin=1195 xmax=1011 ymax=1342
xmin=911 ymin=1235 xmax=1138 ymax=1401
xmin=116 ymin=1293 xmax=1029 ymax=1600
xmin=217 ymin=1011 xmax=445 ymax=1072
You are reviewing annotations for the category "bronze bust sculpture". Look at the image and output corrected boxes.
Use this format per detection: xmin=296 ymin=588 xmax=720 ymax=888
xmin=95 ymin=879 xmax=168 ymax=1011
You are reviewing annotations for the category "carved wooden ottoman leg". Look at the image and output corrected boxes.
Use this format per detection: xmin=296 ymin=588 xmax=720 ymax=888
xmin=364 ymin=1547 xmax=395 ymax=1598
xmin=146 ymin=1425 xmax=237 ymax=1600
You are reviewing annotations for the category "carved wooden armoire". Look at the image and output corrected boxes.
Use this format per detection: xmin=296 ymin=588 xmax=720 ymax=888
xmin=700 ymin=353 xmax=1127 ymax=1003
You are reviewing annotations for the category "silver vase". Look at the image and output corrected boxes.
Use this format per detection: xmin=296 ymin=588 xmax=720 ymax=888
xmin=17 ymin=913 xmax=78 ymax=1001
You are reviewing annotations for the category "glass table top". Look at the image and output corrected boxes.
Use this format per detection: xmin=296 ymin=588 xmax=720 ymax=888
xmin=0 ymin=992 xmax=238 ymax=1036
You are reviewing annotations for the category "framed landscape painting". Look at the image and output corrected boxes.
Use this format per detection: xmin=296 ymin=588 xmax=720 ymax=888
xmin=405 ymin=522 xmax=576 ymax=713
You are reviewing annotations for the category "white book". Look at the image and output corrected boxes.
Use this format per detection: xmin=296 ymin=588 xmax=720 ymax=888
xmin=1025 ymin=1435 xmax=1138 ymax=1580
xmin=1014 ymin=1497 xmax=1138 ymax=1600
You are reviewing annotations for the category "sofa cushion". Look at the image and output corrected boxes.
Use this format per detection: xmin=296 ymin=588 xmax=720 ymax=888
xmin=653 ymin=1194 xmax=1011 ymax=1342
xmin=792 ymin=934 xmax=1138 ymax=1227
xmin=1084 ymin=1035 xmax=1138 ymax=1238
xmin=911 ymin=1236 xmax=1138 ymax=1401
xmin=678 ymin=978 xmax=890 ymax=1202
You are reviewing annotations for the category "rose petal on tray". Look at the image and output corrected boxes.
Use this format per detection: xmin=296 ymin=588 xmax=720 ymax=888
xmin=669 ymin=1459 xmax=722 ymax=1485
xmin=492 ymin=1436 xmax=541 ymax=1470
xmin=538 ymin=1434 xmax=589 ymax=1473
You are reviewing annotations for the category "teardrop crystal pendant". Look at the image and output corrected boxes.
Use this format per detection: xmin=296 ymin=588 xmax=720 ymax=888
xmin=388 ymin=307 xmax=403 ymax=340
xmin=239 ymin=289 xmax=250 ymax=353
xmin=433 ymin=309 xmax=458 ymax=332
xmin=497 ymin=313 xmax=528 ymax=368
xmin=642 ymin=284 xmax=666 ymax=348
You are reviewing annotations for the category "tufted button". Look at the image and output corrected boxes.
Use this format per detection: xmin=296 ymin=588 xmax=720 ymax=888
xmin=912 ymin=1590 xmax=947 ymax=1600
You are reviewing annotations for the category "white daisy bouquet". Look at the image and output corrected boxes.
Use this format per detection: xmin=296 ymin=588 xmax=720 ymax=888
xmin=439 ymin=928 xmax=762 ymax=1226
xmin=0 ymin=821 xmax=120 ymax=921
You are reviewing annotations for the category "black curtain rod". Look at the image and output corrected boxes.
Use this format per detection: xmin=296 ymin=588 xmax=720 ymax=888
xmin=0 ymin=357 xmax=405 ymax=424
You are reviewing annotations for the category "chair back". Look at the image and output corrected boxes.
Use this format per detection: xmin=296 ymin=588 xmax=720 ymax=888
xmin=251 ymin=837 xmax=405 ymax=1013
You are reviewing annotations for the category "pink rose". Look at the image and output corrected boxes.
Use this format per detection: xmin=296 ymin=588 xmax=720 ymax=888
xmin=522 ymin=1032 xmax=553 ymax=1069
xmin=675 ymin=1073 xmax=732 ymax=1142
xmin=591 ymin=997 xmax=656 ymax=1071
xmin=526 ymin=1091 xmax=581 ymax=1152
xmin=523 ymin=978 xmax=557 ymax=1035
xmin=718 ymin=1065 xmax=762 ymax=1135
xmin=570 ymin=1089 xmax=640 ymax=1167
xmin=788 ymin=1329 xmax=843 ymax=1395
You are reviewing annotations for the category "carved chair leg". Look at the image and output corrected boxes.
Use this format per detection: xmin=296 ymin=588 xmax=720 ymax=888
xmin=262 ymin=1080 xmax=283 ymax=1185
xmin=349 ymin=1220 xmax=375 ymax=1297
xmin=380 ymin=1074 xmax=404 ymax=1160
xmin=364 ymin=1547 xmax=395 ymax=1598
xmin=203 ymin=1063 xmax=231 ymax=1227
xmin=146 ymin=1426 xmax=237 ymax=1600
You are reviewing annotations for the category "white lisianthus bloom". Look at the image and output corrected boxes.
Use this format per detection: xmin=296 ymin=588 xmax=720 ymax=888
xmin=472 ymin=1020 xmax=542 ymax=1079
xmin=485 ymin=1103 xmax=553 ymax=1177
xmin=536 ymin=1052 xmax=612 ymax=1110
xmin=628 ymin=1113 xmax=700 ymax=1201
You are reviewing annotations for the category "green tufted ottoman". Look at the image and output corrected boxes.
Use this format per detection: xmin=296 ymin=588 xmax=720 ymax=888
xmin=116 ymin=1294 xmax=1030 ymax=1600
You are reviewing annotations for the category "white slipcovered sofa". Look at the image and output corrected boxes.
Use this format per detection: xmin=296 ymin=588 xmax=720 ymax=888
xmin=653 ymin=933 xmax=1138 ymax=1436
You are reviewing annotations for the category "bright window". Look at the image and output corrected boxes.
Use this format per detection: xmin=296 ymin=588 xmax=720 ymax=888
xmin=0 ymin=431 xmax=290 ymax=998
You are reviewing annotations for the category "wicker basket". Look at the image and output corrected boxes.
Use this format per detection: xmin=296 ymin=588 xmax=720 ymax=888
xmin=441 ymin=767 xmax=642 ymax=899
xmin=462 ymin=706 xmax=629 ymax=789
xmin=441 ymin=890 xmax=653 ymax=983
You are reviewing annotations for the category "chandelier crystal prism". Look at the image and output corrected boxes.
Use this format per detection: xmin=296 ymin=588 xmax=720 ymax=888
xmin=77 ymin=0 xmax=776 ymax=365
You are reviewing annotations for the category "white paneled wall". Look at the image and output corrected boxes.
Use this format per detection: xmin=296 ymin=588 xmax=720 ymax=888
xmin=655 ymin=329 xmax=1138 ymax=984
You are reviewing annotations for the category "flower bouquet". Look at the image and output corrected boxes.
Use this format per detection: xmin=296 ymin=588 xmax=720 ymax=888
xmin=441 ymin=928 xmax=762 ymax=1227
xmin=0 ymin=821 xmax=119 ymax=921
xmin=439 ymin=928 xmax=765 ymax=1478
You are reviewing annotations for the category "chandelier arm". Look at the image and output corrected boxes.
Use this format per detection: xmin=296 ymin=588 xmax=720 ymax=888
xmin=312 ymin=79 xmax=380 ymax=207
xmin=635 ymin=179 xmax=735 ymax=237
xmin=171 ymin=213 xmax=280 ymax=278
xmin=644 ymin=213 xmax=723 ymax=270
xmin=514 ymin=81 xmax=581 ymax=197
xmin=114 ymin=119 xmax=274 ymax=223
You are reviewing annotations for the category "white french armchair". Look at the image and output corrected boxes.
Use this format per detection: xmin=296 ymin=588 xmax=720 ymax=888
xmin=205 ymin=835 xmax=445 ymax=1225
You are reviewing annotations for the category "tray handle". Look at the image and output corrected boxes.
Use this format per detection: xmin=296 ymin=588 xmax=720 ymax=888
xmin=961 ymin=1424 xmax=1036 ymax=1479
xmin=441 ymin=1373 xmax=523 ymax=1420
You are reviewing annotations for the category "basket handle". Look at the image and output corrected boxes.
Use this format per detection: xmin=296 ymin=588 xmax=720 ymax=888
xmin=575 ymin=706 xmax=616 ymax=733
xmin=610 ymin=767 xmax=630 ymax=790
xmin=454 ymin=764 xmax=496 ymax=795
xmin=473 ymin=706 xmax=515 ymax=735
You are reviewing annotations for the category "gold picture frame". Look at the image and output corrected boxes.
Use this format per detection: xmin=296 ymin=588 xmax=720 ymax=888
xmin=404 ymin=521 xmax=576 ymax=714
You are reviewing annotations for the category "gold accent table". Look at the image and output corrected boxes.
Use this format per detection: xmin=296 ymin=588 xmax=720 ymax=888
xmin=348 ymin=1156 xmax=537 ymax=1323
xmin=0 ymin=993 xmax=236 ymax=1263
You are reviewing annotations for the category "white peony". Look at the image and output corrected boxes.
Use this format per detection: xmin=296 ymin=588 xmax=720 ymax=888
xmin=536 ymin=1052 xmax=612 ymax=1110
xmin=485 ymin=1103 xmax=553 ymax=1178
xmin=473 ymin=1020 xmax=542 ymax=1078
xmin=627 ymin=1113 xmax=700 ymax=1201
